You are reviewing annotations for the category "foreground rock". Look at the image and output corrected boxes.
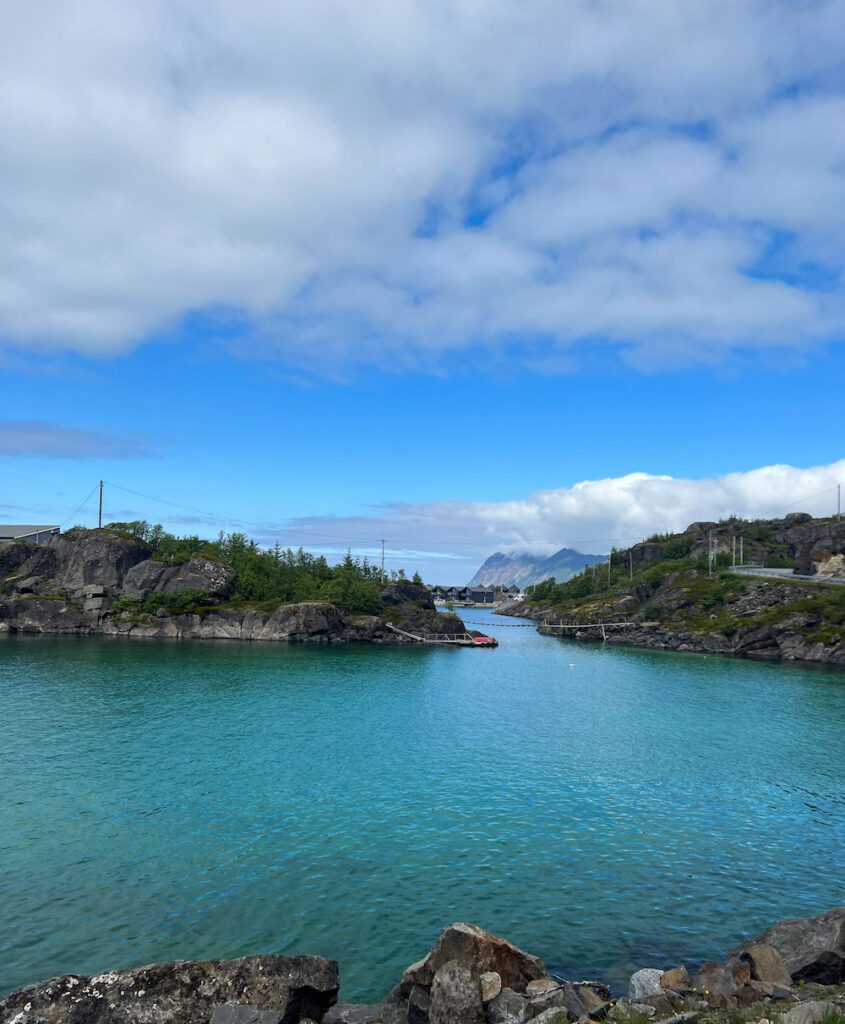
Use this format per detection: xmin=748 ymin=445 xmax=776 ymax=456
xmin=0 ymin=954 xmax=339 ymax=1024
xmin=733 ymin=906 xmax=845 ymax=985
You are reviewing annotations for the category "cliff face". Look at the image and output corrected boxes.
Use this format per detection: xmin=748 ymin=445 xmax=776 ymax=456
xmin=0 ymin=531 xmax=463 ymax=643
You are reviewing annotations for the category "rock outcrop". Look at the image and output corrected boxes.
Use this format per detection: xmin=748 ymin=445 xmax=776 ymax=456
xmin=0 ymin=534 xmax=464 ymax=644
xmin=0 ymin=954 xmax=339 ymax=1024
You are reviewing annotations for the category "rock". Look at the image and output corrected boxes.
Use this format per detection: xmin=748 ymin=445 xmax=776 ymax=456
xmin=0 ymin=541 xmax=35 ymax=580
xmin=693 ymin=962 xmax=738 ymax=1002
xmin=158 ymin=558 xmax=235 ymax=601
xmin=486 ymin=987 xmax=529 ymax=1024
xmin=209 ymin=1006 xmax=283 ymax=1024
xmin=407 ymin=984 xmax=431 ymax=1024
xmin=529 ymin=1010 xmax=569 ymax=1024
xmin=628 ymin=971 xmax=664 ymax=1003
xmin=429 ymin=959 xmax=484 ymax=1024
xmin=660 ymin=1015 xmax=699 ymax=1024
xmin=733 ymin=907 xmax=845 ymax=984
xmin=660 ymin=968 xmax=690 ymax=992
xmin=739 ymin=944 xmax=793 ymax=988
xmin=780 ymin=1001 xmax=839 ymax=1024
xmin=576 ymin=987 xmax=607 ymax=1014
xmin=607 ymin=1005 xmax=655 ymax=1022
xmin=481 ymin=973 xmax=503 ymax=1002
xmin=263 ymin=603 xmax=346 ymax=642
xmin=400 ymin=924 xmax=548 ymax=996
xmin=0 ymin=597 xmax=90 ymax=635
xmin=325 ymin=988 xmax=407 ymax=1024
xmin=42 ymin=530 xmax=150 ymax=595
xmin=121 ymin=559 xmax=170 ymax=599
xmin=0 ymin=954 xmax=339 ymax=1024
xmin=526 ymin=981 xmax=558 ymax=999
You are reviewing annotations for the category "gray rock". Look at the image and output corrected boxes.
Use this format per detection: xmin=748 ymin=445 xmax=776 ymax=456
xmin=628 ymin=971 xmax=664 ymax=1004
xmin=529 ymin=1010 xmax=569 ymax=1024
xmin=780 ymin=1001 xmax=839 ymax=1024
xmin=121 ymin=560 xmax=170 ymax=600
xmin=607 ymin=1003 xmax=655 ymax=1021
xmin=486 ymin=987 xmax=529 ymax=1024
xmin=209 ymin=1006 xmax=282 ymax=1024
xmin=158 ymin=559 xmax=235 ymax=601
xmin=407 ymin=984 xmax=431 ymax=1024
xmin=43 ymin=530 xmax=150 ymax=594
xmin=0 ymin=954 xmax=339 ymax=1024
xmin=734 ymin=906 xmax=845 ymax=984
xmin=429 ymin=959 xmax=483 ymax=1024
xmin=400 ymin=923 xmax=548 ymax=996
xmin=324 ymin=988 xmax=407 ymax=1024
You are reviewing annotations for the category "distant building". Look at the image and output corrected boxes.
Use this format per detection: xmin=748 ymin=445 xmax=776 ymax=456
xmin=0 ymin=525 xmax=59 ymax=545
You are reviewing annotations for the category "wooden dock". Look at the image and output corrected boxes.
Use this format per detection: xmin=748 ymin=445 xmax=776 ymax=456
xmin=386 ymin=624 xmax=498 ymax=647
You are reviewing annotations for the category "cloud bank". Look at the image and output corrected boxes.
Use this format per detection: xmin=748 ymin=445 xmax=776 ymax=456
xmin=1 ymin=1 xmax=844 ymax=372
xmin=0 ymin=420 xmax=154 ymax=459
xmin=242 ymin=458 xmax=845 ymax=582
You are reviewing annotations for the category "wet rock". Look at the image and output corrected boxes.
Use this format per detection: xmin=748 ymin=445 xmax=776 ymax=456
xmin=628 ymin=971 xmax=664 ymax=1003
xmin=400 ymin=924 xmax=547 ymax=996
xmin=429 ymin=960 xmax=483 ymax=1024
xmin=734 ymin=907 xmax=845 ymax=984
xmin=0 ymin=954 xmax=339 ymax=1024
xmin=739 ymin=944 xmax=793 ymax=988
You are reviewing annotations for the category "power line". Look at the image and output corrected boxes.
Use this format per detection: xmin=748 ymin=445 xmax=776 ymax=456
xmin=60 ymin=483 xmax=100 ymax=529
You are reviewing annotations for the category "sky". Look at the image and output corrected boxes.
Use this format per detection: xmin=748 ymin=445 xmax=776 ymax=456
xmin=1 ymin=0 xmax=844 ymax=583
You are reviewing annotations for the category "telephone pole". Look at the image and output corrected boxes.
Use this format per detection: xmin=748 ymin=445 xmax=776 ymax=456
xmin=98 ymin=480 xmax=103 ymax=528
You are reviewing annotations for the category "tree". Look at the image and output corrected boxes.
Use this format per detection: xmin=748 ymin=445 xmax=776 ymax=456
xmin=412 ymin=571 xmax=422 ymax=585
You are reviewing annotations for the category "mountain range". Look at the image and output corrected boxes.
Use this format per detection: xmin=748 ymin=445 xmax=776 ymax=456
xmin=467 ymin=547 xmax=607 ymax=589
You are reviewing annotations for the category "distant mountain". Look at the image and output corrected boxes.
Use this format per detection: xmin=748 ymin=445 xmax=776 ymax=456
xmin=468 ymin=547 xmax=607 ymax=589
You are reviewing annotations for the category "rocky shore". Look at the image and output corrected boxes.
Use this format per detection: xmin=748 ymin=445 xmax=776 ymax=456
xmin=500 ymin=515 xmax=845 ymax=668
xmin=0 ymin=531 xmax=464 ymax=644
xmin=2 ymin=908 xmax=843 ymax=1024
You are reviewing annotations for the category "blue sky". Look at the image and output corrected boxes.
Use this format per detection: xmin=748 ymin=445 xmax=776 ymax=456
xmin=1 ymin=1 xmax=844 ymax=582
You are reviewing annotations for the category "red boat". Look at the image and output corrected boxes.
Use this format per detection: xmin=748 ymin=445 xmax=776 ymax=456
xmin=472 ymin=634 xmax=498 ymax=647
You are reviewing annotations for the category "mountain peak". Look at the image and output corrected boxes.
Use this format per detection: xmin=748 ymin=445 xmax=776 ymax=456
xmin=468 ymin=546 xmax=606 ymax=588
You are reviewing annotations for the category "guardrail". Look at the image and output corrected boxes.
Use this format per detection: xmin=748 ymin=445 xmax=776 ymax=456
xmin=730 ymin=566 xmax=845 ymax=586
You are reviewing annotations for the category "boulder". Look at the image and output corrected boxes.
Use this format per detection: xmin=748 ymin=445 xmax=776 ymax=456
xmin=780 ymin=1002 xmax=839 ymax=1024
xmin=486 ymin=987 xmax=529 ymax=1024
xmin=324 ymin=988 xmax=407 ymax=1024
xmin=660 ymin=967 xmax=691 ymax=992
xmin=263 ymin=603 xmax=346 ymax=642
xmin=45 ymin=530 xmax=151 ymax=594
xmin=481 ymin=972 xmax=503 ymax=1002
xmin=428 ymin=960 xmax=484 ymax=1024
xmin=0 ymin=954 xmax=339 ymax=1024
xmin=121 ymin=560 xmax=170 ymax=600
xmin=527 ymin=981 xmax=587 ymax=1021
xmin=692 ymin=962 xmax=737 ymax=1004
xmin=733 ymin=906 xmax=845 ymax=984
xmin=607 ymin=1003 xmax=655 ymax=1021
xmin=628 ymin=970 xmax=664 ymax=1003
xmin=400 ymin=924 xmax=548 ymax=996
xmin=0 ymin=541 xmax=35 ymax=580
xmin=530 ymin=1010 xmax=569 ymax=1024
xmin=0 ymin=597 xmax=90 ymax=634
xmin=158 ymin=558 xmax=235 ymax=601
xmin=738 ymin=944 xmax=793 ymax=988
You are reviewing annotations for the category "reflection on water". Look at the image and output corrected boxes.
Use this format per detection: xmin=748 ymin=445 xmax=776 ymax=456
xmin=1 ymin=616 xmax=844 ymax=999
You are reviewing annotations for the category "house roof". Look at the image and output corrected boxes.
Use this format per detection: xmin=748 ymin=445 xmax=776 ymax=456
xmin=0 ymin=524 xmax=59 ymax=539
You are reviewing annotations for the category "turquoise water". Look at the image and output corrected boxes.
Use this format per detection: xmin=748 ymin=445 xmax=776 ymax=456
xmin=2 ymin=614 xmax=844 ymax=999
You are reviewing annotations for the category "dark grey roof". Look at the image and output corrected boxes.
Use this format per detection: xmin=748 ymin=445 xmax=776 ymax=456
xmin=0 ymin=524 xmax=59 ymax=539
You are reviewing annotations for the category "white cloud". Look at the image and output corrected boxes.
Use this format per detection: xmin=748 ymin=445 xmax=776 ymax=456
xmin=249 ymin=458 xmax=845 ymax=583
xmin=0 ymin=0 xmax=844 ymax=370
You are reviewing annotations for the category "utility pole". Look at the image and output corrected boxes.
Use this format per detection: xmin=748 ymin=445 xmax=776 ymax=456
xmin=380 ymin=539 xmax=385 ymax=582
xmin=98 ymin=480 xmax=103 ymax=528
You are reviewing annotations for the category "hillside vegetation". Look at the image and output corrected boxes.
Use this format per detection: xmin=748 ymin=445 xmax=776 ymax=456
xmin=516 ymin=514 xmax=845 ymax=664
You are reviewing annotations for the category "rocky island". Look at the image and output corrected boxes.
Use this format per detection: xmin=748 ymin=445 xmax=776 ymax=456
xmin=499 ymin=514 xmax=845 ymax=667
xmin=0 ymin=528 xmax=465 ymax=644
xmin=1 ymin=907 xmax=843 ymax=1024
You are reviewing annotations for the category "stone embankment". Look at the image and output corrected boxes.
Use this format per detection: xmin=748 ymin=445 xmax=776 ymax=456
xmin=0 ymin=531 xmax=464 ymax=643
xmin=2 ymin=908 xmax=844 ymax=1024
